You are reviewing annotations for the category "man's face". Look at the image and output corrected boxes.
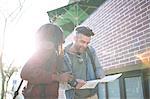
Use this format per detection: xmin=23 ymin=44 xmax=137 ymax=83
xmin=74 ymin=34 xmax=91 ymax=54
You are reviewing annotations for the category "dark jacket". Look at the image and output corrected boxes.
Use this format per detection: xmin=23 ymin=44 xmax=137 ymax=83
xmin=21 ymin=48 xmax=60 ymax=99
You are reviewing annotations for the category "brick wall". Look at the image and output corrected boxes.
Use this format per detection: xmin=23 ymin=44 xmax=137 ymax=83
xmin=81 ymin=0 xmax=150 ymax=73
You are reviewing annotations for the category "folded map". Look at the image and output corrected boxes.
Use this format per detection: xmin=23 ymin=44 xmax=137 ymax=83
xmin=80 ymin=73 xmax=122 ymax=89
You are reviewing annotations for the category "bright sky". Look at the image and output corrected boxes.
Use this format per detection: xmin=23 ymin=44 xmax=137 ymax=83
xmin=0 ymin=0 xmax=69 ymax=66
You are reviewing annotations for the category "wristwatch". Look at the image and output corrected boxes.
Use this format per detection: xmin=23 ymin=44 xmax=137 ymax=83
xmin=68 ymin=79 xmax=78 ymax=88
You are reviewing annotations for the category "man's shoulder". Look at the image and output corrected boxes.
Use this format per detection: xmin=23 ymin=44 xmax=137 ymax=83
xmin=64 ymin=43 xmax=73 ymax=55
xmin=87 ymin=45 xmax=95 ymax=53
xmin=65 ymin=43 xmax=72 ymax=49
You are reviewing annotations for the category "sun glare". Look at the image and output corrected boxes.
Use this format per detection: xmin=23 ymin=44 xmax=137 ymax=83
xmin=1 ymin=0 xmax=70 ymax=67
xmin=136 ymin=50 xmax=150 ymax=66
xmin=3 ymin=29 xmax=36 ymax=67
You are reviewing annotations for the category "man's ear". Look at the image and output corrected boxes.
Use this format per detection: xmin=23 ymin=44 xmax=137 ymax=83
xmin=73 ymin=35 xmax=76 ymax=41
xmin=74 ymin=34 xmax=79 ymax=41
xmin=71 ymin=35 xmax=76 ymax=44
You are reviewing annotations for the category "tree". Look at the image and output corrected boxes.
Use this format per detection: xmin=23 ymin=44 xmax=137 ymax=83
xmin=0 ymin=0 xmax=26 ymax=98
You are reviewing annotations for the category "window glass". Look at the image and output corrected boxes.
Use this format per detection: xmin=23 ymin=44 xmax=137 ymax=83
xmin=107 ymin=79 xmax=120 ymax=99
xmin=125 ymin=76 xmax=144 ymax=99
xmin=148 ymin=76 xmax=150 ymax=98
xmin=98 ymin=83 xmax=106 ymax=99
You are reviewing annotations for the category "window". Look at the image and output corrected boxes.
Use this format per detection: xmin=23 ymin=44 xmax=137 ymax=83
xmin=107 ymin=79 xmax=120 ymax=99
xmin=148 ymin=76 xmax=150 ymax=98
xmin=98 ymin=83 xmax=106 ymax=99
xmin=125 ymin=77 xmax=144 ymax=99
xmin=104 ymin=69 xmax=149 ymax=99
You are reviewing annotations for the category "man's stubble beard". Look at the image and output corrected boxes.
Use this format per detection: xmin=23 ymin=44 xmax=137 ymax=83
xmin=78 ymin=46 xmax=87 ymax=54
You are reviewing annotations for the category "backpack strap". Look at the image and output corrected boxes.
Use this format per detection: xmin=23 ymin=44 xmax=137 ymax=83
xmin=64 ymin=51 xmax=73 ymax=72
xmin=87 ymin=46 xmax=96 ymax=77
xmin=13 ymin=80 xmax=23 ymax=99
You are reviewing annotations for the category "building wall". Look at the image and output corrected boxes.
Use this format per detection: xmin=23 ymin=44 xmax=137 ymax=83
xmin=63 ymin=1 xmax=150 ymax=99
xmin=82 ymin=0 xmax=150 ymax=73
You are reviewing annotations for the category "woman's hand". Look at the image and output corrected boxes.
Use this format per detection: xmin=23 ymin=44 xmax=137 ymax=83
xmin=59 ymin=72 xmax=74 ymax=82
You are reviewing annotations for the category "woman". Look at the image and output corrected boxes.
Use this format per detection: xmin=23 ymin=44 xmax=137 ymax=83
xmin=21 ymin=23 xmax=73 ymax=99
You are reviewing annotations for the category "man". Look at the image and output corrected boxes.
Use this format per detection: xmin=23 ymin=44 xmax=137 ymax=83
xmin=63 ymin=26 xmax=105 ymax=99
xmin=20 ymin=23 xmax=73 ymax=99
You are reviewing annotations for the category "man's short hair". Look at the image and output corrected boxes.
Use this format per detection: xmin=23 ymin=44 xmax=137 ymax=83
xmin=75 ymin=26 xmax=94 ymax=37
